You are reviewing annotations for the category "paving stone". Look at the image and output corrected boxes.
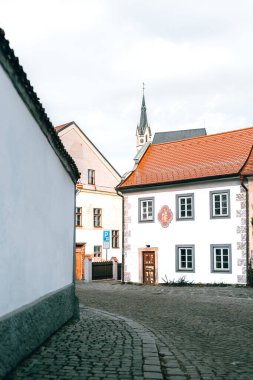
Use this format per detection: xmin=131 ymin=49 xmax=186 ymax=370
xmin=143 ymin=371 xmax=163 ymax=379
xmin=7 ymin=281 xmax=253 ymax=379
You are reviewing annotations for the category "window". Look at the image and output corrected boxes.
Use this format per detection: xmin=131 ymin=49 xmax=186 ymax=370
xmin=139 ymin=197 xmax=154 ymax=222
xmin=93 ymin=208 xmax=102 ymax=227
xmin=176 ymin=245 xmax=195 ymax=272
xmin=210 ymin=190 xmax=230 ymax=218
xmin=88 ymin=169 xmax=95 ymax=185
xmin=176 ymin=194 xmax=194 ymax=220
xmin=94 ymin=245 xmax=102 ymax=258
xmin=75 ymin=207 xmax=82 ymax=227
xmin=211 ymin=245 xmax=232 ymax=272
xmin=112 ymin=230 xmax=119 ymax=248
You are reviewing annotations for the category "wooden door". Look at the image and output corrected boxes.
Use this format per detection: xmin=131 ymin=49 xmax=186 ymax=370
xmin=75 ymin=243 xmax=85 ymax=280
xmin=143 ymin=251 xmax=155 ymax=284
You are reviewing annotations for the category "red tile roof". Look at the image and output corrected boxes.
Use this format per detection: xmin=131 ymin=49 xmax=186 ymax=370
xmin=119 ymin=126 xmax=253 ymax=189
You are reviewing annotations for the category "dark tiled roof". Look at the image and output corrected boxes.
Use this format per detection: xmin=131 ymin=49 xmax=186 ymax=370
xmin=137 ymin=94 xmax=150 ymax=135
xmin=152 ymin=128 xmax=207 ymax=144
xmin=0 ymin=29 xmax=79 ymax=183
xmin=118 ymin=126 xmax=253 ymax=190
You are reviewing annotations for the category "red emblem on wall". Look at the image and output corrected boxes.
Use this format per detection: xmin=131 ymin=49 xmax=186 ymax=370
xmin=158 ymin=205 xmax=173 ymax=228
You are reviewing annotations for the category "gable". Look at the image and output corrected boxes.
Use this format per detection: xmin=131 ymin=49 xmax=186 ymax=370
xmin=57 ymin=123 xmax=121 ymax=188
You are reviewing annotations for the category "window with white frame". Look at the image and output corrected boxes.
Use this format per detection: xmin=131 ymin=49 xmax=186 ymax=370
xmin=176 ymin=245 xmax=195 ymax=271
xmin=138 ymin=197 xmax=154 ymax=222
xmin=94 ymin=245 xmax=102 ymax=258
xmin=210 ymin=190 xmax=230 ymax=218
xmin=211 ymin=245 xmax=231 ymax=272
xmin=176 ymin=194 xmax=194 ymax=220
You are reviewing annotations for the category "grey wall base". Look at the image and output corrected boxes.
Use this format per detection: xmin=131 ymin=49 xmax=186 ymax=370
xmin=0 ymin=284 xmax=79 ymax=378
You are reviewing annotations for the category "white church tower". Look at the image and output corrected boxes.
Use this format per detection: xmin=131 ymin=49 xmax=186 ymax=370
xmin=136 ymin=85 xmax=152 ymax=151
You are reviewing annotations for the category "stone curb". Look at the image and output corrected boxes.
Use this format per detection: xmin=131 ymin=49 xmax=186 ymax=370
xmin=80 ymin=306 xmax=164 ymax=379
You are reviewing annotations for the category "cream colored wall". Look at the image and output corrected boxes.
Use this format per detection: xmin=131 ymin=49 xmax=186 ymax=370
xmin=76 ymin=190 xmax=122 ymax=262
xmin=59 ymin=126 xmax=120 ymax=190
xmin=58 ymin=123 xmax=122 ymax=263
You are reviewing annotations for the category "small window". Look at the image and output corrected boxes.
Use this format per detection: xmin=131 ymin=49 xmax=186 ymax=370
xmin=94 ymin=245 xmax=102 ymax=258
xmin=88 ymin=169 xmax=95 ymax=185
xmin=112 ymin=230 xmax=119 ymax=248
xmin=139 ymin=197 xmax=154 ymax=223
xmin=176 ymin=245 xmax=195 ymax=272
xmin=210 ymin=190 xmax=230 ymax=218
xmin=211 ymin=245 xmax=232 ymax=272
xmin=93 ymin=208 xmax=102 ymax=227
xmin=176 ymin=194 xmax=194 ymax=220
xmin=75 ymin=207 xmax=82 ymax=227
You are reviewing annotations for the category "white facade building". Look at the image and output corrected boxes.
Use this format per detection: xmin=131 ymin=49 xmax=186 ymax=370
xmin=118 ymin=127 xmax=253 ymax=285
xmin=56 ymin=122 xmax=122 ymax=276
xmin=0 ymin=29 xmax=79 ymax=377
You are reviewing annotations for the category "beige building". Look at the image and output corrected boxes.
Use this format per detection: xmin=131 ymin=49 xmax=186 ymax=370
xmin=56 ymin=122 xmax=122 ymax=279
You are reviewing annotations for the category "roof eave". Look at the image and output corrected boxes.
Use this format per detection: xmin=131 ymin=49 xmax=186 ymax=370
xmin=118 ymin=173 xmax=240 ymax=193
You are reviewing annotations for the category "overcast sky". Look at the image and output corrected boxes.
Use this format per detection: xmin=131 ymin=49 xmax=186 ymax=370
xmin=1 ymin=0 xmax=253 ymax=175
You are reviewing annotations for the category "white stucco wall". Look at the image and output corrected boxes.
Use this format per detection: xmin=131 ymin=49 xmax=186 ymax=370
xmin=0 ymin=67 xmax=75 ymax=317
xmin=124 ymin=179 xmax=246 ymax=284
xmin=76 ymin=190 xmax=122 ymax=262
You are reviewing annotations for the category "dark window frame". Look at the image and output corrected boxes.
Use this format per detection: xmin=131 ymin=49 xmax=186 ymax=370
xmin=112 ymin=230 xmax=120 ymax=248
xmin=88 ymin=169 xmax=95 ymax=185
xmin=210 ymin=244 xmax=232 ymax=273
xmin=75 ymin=207 xmax=82 ymax=227
xmin=94 ymin=245 xmax=102 ymax=258
xmin=93 ymin=208 xmax=102 ymax=228
xmin=176 ymin=245 xmax=195 ymax=272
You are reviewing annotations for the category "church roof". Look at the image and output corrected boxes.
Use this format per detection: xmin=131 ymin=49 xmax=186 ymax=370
xmin=118 ymin=126 xmax=253 ymax=190
xmin=152 ymin=128 xmax=207 ymax=144
xmin=137 ymin=94 xmax=149 ymax=135
xmin=0 ymin=29 xmax=79 ymax=183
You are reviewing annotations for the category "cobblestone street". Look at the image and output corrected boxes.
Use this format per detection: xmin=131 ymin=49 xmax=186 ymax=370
xmin=6 ymin=281 xmax=253 ymax=380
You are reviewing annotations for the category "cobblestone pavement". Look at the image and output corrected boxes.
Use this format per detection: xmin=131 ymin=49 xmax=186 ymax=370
xmin=6 ymin=282 xmax=253 ymax=380
xmin=76 ymin=281 xmax=253 ymax=380
xmin=5 ymin=304 xmax=163 ymax=380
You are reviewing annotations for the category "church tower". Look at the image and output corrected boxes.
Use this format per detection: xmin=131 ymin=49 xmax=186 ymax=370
xmin=136 ymin=85 xmax=152 ymax=151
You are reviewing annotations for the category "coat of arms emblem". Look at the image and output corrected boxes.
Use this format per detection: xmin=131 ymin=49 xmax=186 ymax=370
xmin=158 ymin=205 xmax=173 ymax=228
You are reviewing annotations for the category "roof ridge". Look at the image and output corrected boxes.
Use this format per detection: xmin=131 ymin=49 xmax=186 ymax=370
xmin=153 ymin=125 xmax=253 ymax=147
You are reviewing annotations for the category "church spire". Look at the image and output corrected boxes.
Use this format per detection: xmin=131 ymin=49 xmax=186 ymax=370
xmin=136 ymin=83 xmax=152 ymax=151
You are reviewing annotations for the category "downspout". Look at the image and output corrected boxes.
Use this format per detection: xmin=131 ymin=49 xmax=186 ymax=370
xmin=73 ymin=186 xmax=80 ymax=318
xmin=240 ymin=175 xmax=249 ymax=285
xmin=116 ymin=189 xmax=125 ymax=283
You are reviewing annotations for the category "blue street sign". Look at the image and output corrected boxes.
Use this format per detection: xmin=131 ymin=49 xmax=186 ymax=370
xmin=103 ymin=230 xmax=110 ymax=249
xmin=103 ymin=230 xmax=110 ymax=242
